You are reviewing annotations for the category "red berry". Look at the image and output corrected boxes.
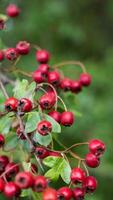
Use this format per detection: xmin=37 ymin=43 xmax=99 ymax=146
xmin=36 ymin=49 xmax=50 ymax=63
xmin=15 ymin=172 xmax=34 ymax=189
xmin=0 ymin=19 xmax=5 ymax=30
xmin=85 ymin=153 xmax=100 ymax=168
xmin=5 ymin=48 xmax=18 ymax=61
xmin=33 ymin=175 xmax=47 ymax=192
xmin=5 ymin=162 xmax=19 ymax=180
xmin=48 ymin=111 xmax=61 ymax=123
xmin=73 ymin=187 xmax=85 ymax=200
xmin=38 ymin=64 xmax=50 ymax=75
xmin=48 ymin=71 xmax=60 ymax=86
xmin=71 ymin=80 xmax=82 ymax=94
xmin=0 ymin=155 xmax=9 ymax=174
xmin=31 ymin=163 xmax=38 ymax=174
xmin=37 ymin=120 xmax=52 ymax=136
xmin=39 ymin=93 xmax=56 ymax=110
xmin=35 ymin=147 xmax=49 ymax=159
xmin=32 ymin=69 xmax=46 ymax=83
xmin=60 ymin=78 xmax=72 ymax=91
xmin=61 ymin=111 xmax=74 ymax=126
xmin=0 ymin=134 xmax=5 ymax=148
xmin=4 ymin=97 xmax=18 ymax=112
xmin=89 ymin=139 xmax=106 ymax=157
xmin=16 ymin=41 xmax=30 ymax=55
xmin=70 ymin=168 xmax=86 ymax=184
xmin=6 ymin=4 xmax=20 ymax=17
xmin=43 ymin=188 xmax=57 ymax=200
xmin=19 ymin=98 xmax=32 ymax=112
xmin=83 ymin=176 xmax=97 ymax=193
xmin=48 ymin=151 xmax=61 ymax=157
xmin=0 ymin=178 xmax=5 ymax=192
xmin=80 ymin=73 xmax=92 ymax=87
xmin=57 ymin=187 xmax=72 ymax=200
xmin=4 ymin=182 xmax=21 ymax=198
xmin=0 ymin=50 xmax=4 ymax=61
xmin=16 ymin=127 xmax=26 ymax=140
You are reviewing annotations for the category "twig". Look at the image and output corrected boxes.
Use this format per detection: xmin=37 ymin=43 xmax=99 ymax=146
xmin=0 ymin=79 xmax=9 ymax=99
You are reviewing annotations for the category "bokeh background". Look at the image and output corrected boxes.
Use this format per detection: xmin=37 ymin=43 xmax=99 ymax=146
xmin=0 ymin=0 xmax=113 ymax=199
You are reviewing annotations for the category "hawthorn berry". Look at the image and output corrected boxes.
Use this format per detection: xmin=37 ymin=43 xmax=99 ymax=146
xmin=71 ymin=80 xmax=82 ymax=93
xmin=16 ymin=41 xmax=30 ymax=55
xmin=48 ymin=71 xmax=60 ymax=86
xmin=80 ymin=73 xmax=92 ymax=87
xmin=0 ymin=155 xmax=9 ymax=174
xmin=32 ymin=69 xmax=46 ymax=83
xmin=0 ymin=134 xmax=5 ymax=148
xmin=37 ymin=120 xmax=52 ymax=136
xmin=85 ymin=153 xmax=100 ymax=168
xmin=61 ymin=111 xmax=74 ymax=126
xmin=36 ymin=49 xmax=50 ymax=63
xmin=89 ymin=139 xmax=106 ymax=157
xmin=48 ymin=111 xmax=61 ymax=123
xmin=70 ymin=167 xmax=86 ymax=184
xmin=83 ymin=176 xmax=97 ymax=193
xmin=16 ymin=127 xmax=26 ymax=140
xmin=0 ymin=50 xmax=4 ymax=61
xmin=39 ymin=93 xmax=56 ymax=110
xmin=5 ymin=162 xmax=19 ymax=180
xmin=4 ymin=97 xmax=18 ymax=112
xmin=6 ymin=4 xmax=20 ymax=17
xmin=43 ymin=188 xmax=57 ymax=200
xmin=57 ymin=187 xmax=72 ymax=200
xmin=19 ymin=98 xmax=32 ymax=112
xmin=38 ymin=64 xmax=50 ymax=75
xmin=33 ymin=175 xmax=47 ymax=192
xmin=60 ymin=78 xmax=72 ymax=91
xmin=0 ymin=178 xmax=5 ymax=192
xmin=73 ymin=187 xmax=85 ymax=200
xmin=4 ymin=182 xmax=21 ymax=198
xmin=31 ymin=163 xmax=38 ymax=174
xmin=15 ymin=171 xmax=34 ymax=189
xmin=5 ymin=48 xmax=18 ymax=61
xmin=35 ymin=147 xmax=49 ymax=159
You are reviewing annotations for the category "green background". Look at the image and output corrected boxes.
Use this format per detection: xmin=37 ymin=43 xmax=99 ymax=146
xmin=0 ymin=0 xmax=113 ymax=199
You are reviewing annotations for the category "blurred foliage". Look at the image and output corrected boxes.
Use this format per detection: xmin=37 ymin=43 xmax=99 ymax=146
xmin=0 ymin=0 xmax=113 ymax=199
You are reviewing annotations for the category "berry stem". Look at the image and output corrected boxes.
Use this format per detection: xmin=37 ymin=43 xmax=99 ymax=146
xmin=31 ymin=44 xmax=42 ymax=50
xmin=82 ymin=161 xmax=89 ymax=176
xmin=0 ymin=79 xmax=9 ymax=99
xmin=57 ymin=95 xmax=67 ymax=111
xmin=62 ymin=142 xmax=89 ymax=153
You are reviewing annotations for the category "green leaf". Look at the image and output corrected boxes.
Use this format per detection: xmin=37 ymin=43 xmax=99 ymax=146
xmin=43 ymin=156 xmax=61 ymax=168
xmin=45 ymin=168 xmax=59 ymax=181
xmin=44 ymin=114 xmax=61 ymax=133
xmin=33 ymin=132 xmax=52 ymax=146
xmin=60 ymin=159 xmax=71 ymax=184
xmin=4 ymin=132 xmax=18 ymax=151
xmin=0 ymin=114 xmax=13 ymax=134
xmin=0 ymin=14 xmax=8 ymax=21
xmin=25 ymin=112 xmax=40 ymax=133
xmin=22 ymin=162 xmax=31 ymax=171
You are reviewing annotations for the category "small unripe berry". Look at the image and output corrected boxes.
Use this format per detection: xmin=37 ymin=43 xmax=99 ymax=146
xmin=61 ymin=111 xmax=74 ymax=126
xmin=6 ymin=4 xmax=20 ymax=17
xmin=60 ymin=78 xmax=72 ymax=91
xmin=43 ymin=188 xmax=57 ymax=200
xmin=70 ymin=168 xmax=86 ymax=184
xmin=71 ymin=80 xmax=82 ymax=93
xmin=48 ymin=71 xmax=60 ymax=86
xmin=0 ymin=178 xmax=5 ymax=192
xmin=0 ymin=50 xmax=4 ymax=61
xmin=15 ymin=172 xmax=34 ymax=189
xmin=89 ymin=139 xmax=106 ymax=157
xmin=0 ymin=134 xmax=5 ymax=148
xmin=37 ymin=120 xmax=52 ymax=136
xmin=4 ymin=97 xmax=18 ymax=112
xmin=80 ymin=73 xmax=92 ymax=87
xmin=5 ymin=162 xmax=19 ymax=180
xmin=19 ymin=98 xmax=32 ymax=112
xmin=16 ymin=41 xmax=30 ymax=55
xmin=0 ymin=155 xmax=9 ymax=174
xmin=39 ymin=93 xmax=56 ymax=110
xmin=33 ymin=175 xmax=47 ymax=192
xmin=5 ymin=48 xmax=18 ymax=61
xmin=48 ymin=111 xmax=61 ymax=123
xmin=83 ymin=176 xmax=97 ymax=193
xmin=35 ymin=147 xmax=49 ymax=159
xmin=4 ymin=182 xmax=21 ymax=198
xmin=36 ymin=49 xmax=50 ymax=63
xmin=57 ymin=187 xmax=72 ymax=200
xmin=73 ymin=187 xmax=85 ymax=200
xmin=85 ymin=153 xmax=100 ymax=168
xmin=38 ymin=64 xmax=50 ymax=75
xmin=32 ymin=69 xmax=46 ymax=83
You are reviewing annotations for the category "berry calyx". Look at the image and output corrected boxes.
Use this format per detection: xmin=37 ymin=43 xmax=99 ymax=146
xmin=0 ymin=134 xmax=5 ymax=148
xmin=48 ymin=71 xmax=60 ymax=86
xmin=61 ymin=111 xmax=74 ymax=126
xmin=73 ymin=187 xmax=85 ymax=200
xmin=70 ymin=167 xmax=86 ymax=184
xmin=0 ymin=50 xmax=4 ymax=61
xmin=15 ymin=172 xmax=34 ymax=189
xmin=60 ymin=78 xmax=72 ymax=91
xmin=4 ymin=182 xmax=21 ymax=198
xmin=32 ymin=69 xmax=46 ymax=83
xmin=39 ymin=93 xmax=56 ymax=110
xmin=4 ymin=97 xmax=18 ymax=112
xmin=35 ymin=147 xmax=49 ymax=159
xmin=83 ymin=176 xmax=97 ymax=193
xmin=57 ymin=187 xmax=72 ymax=200
xmin=6 ymin=4 xmax=20 ymax=17
xmin=5 ymin=48 xmax=18 ymax=61
xmin=19 ymin=98 xmax=32 ymax=112
xmin=89 ymin=139 xmax=106 ymax=157
xmin=33 ymin=175 xmax=47 ymax=192
xmin=43 ymin=188 xmax=57 ymax=200
xmin=48 ymin=111 xmax=61 ymax=123
xmin=37 ymin=120 xmax=52 ymax=136
xmin=16 ymin=41 xmax=30 ymax=55
xmin=85 ymin=153 xmax=100 ymax=168
xmin=80 ymin=73 xmax=92 ymax=87
xmin=36 ymin=49 xmax=50 ymax=63
xmin=71 ymin=80 xmax=82 ymax=94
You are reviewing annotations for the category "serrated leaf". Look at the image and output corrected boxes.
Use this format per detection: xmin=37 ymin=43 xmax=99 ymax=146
xmin=25 ymin=112 xmax=40 ymax=133
xmin=43 ymin=156 xmax=61 ymax=168
xmin=33 ymin=132 xmax=52 ymax=146
xmin=45 ymin=168 xmax=59 ymax=181
xmin=60 ymin=160 xmax=71 ymax=184
xmin=4 ymin=132 xmax=18 ymax=151
xmin=0 ymin=114 xmax=13 ymax=134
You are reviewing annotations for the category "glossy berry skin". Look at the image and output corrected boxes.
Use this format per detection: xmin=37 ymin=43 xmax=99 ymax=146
xmin=89 ymin=139 xmax=106 ymax=157
xmin=70 ymin=168 xmax=86 ymax=184
xmin=85 ymin=153 xmax=100 ymax=168
xmin=0 ymin=50 xmax=4 ymax=61
xmin=33 ymin=176 xmax=47 ymax=192
xmin=6 ymin=4 xmax=20 ymax=17
xmin=61 ymin=111 xmax=74 ymax=126
xmin=4 ymin=182 xmax=21 ymax=198
xmin=5 ymin=48 xmax=18 ymax=61
xmin=57 ymin=187 xmax=72 ymax=200
xmin=80 ymin=73 xmax=92 ymax=87
xmin=83 ymin=176 xmax=97 ymax=193
xmin=31 ymin=163 xmax=38 ymax=174
xmin=0 ymin=134 xmax=5 ymax=148
xmin=73 ymin=187 xmax=85 ymax=200
xmin=16 ymin=41 xmax=30 ymax=55
xmin=71 ymin=80 xmax=82 ymax=94
xmin=35 ymin=147 xmax=49 ymax=159
xmin=43 ymin=188 xmax=57 ymax=200
xmin=32 ymin=69 xmax=46 ymax=83
xmin=5 ymin=162 xmax=19 ymax=180
xmin=48 ymin=151 xmax=61 ymax=157
xmin=38 ymin=64 xmax=50 ymax=76
xmin=19 ymin=98 xmax=32 ymax=112
xmin=0 ymin=155 xmax=9 ymax=174
xmin=48 ymin=111 xmax=61 ymax=123
xmin=60 ymin=78 xmax=72 ymax=91
xmin=4 ymin=97 xmax=18 ymax=112
xmin=39 ymin=93 xmax=56 ymax=110
xmin=37 ymin=120 xmax=52 ymax=136
xmin=48 ymin=71 xmax=60 ymax=86
xmin=0 ymin=178 xmax=5 ymax=192
xmin=15 ymin=172 xmax=34 ymax=189
xmin=16 ymin=127 xmax=26 ymax=140
xmin=36 ymin=49 xmax=50 ymax=63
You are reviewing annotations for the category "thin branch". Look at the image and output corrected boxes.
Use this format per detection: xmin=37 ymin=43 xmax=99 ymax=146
xmin=0 ymin=79 xmax=9 ymax=99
